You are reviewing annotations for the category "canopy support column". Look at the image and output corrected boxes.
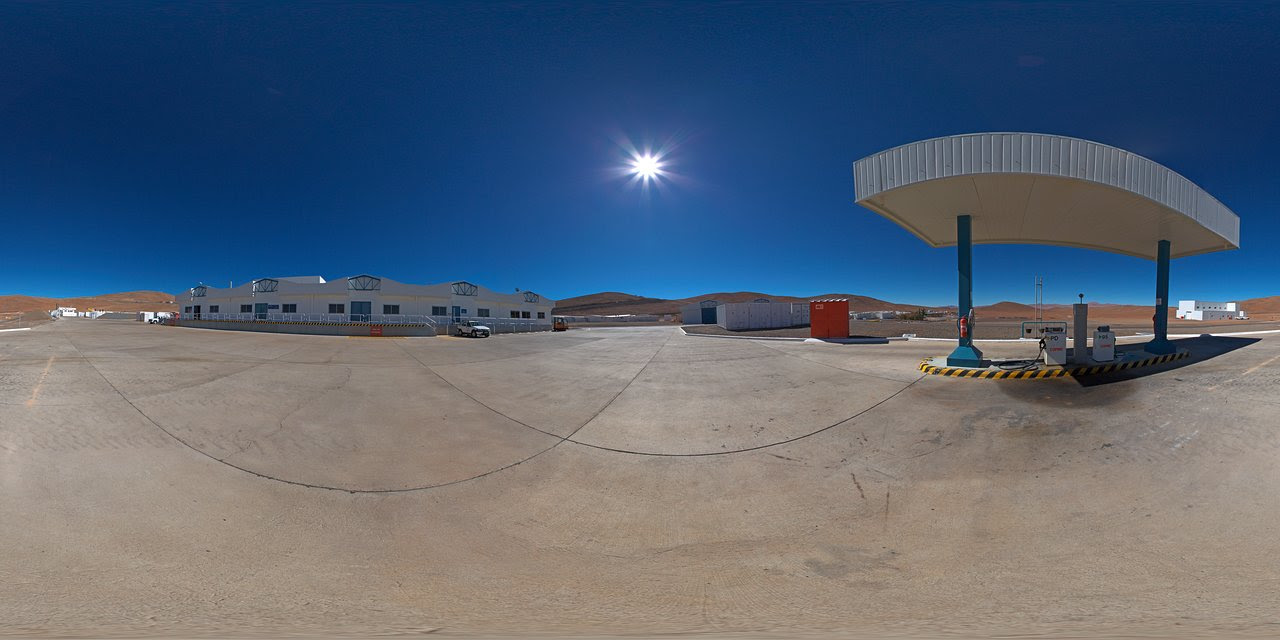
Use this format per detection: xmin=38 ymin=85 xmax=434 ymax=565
xmin=947 ymin=214 xmax=984 ymax=367
xmin=1146 ymin=239 xmax=1175 ymax=355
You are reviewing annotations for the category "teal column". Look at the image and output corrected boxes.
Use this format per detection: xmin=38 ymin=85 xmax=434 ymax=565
xmin=1146 ymin=239 xmax=1175 ymax=355
xmin=947 ymin=215 xmax=984 ymax=367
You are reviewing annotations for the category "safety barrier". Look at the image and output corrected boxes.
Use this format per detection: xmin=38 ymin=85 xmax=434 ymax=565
xmin=179 ymin=312 xmax=438 ymax=326
xmin=919 ymin=351 xmax=1189 ymax=379
xmin=173 ymin=313 xmax=553 ymax=336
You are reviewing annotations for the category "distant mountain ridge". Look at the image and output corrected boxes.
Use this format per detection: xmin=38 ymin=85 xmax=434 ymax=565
xmin=554 ymin=291 xmax=935 ymax=316
xmin=2 ymin=289 xmax=1275 ymax=321
xmin=554 ymin=292 xmax=1280 ymax=320
xmin=0 ymin=291 xmax=176 ymax=314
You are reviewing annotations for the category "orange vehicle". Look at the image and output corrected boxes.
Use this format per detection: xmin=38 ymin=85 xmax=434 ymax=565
xmin=553 ymin=316 xmax=568 ymax=331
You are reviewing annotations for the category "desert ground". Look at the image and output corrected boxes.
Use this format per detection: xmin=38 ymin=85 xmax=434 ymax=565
xmin=2 ymin=319 xmax=1279 ymax=638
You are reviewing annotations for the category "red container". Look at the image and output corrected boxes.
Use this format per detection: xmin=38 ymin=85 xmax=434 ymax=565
xmin=809 ymin=299 xmax=850 ymax=339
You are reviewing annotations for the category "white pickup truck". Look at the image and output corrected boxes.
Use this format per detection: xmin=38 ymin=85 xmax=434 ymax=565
xmin=456 ymin=320 xmax=491 ymax=338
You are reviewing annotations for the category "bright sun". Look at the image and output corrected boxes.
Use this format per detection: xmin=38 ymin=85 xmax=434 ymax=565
xmin=630 ymin=153 xmax=662 ymax=179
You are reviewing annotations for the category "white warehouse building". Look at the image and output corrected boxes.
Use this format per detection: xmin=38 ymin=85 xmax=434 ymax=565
xmin=716 ymin=301 xmax=809 ymax=331
xmin=177 ymin=275 xmax=556 ymax=335
xmin=1176 ymin=300 xmax=1247 ymax=321
xmin=682 ymin=298 xmax=810 ymax=330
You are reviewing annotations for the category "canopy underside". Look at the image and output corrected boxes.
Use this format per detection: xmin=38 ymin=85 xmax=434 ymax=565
xmin=859 ymin=173 xmax=1236 ymax=260
xmin=852 ymin=133 xmax=1240 ymax=260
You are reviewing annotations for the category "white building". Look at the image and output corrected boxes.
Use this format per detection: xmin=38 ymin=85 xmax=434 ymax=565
xmin=1176 ymin=300 xmax=1247 ymax=321
xmin=680 ymin=299 xmax=721 ymax=324
xmin=50 ymin=307 xmax=104 ymax=318
xmin=715 ymin=301 xmax=809 ymax=331
xmin=178 ymin=275 xmax=556 ymax=331
xmin=853 ymin=310 xmax=899 ymax=320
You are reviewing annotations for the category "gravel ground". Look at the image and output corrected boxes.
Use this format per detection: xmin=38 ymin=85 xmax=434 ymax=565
xmin=0 ymin=311 xmax=52 ymax=330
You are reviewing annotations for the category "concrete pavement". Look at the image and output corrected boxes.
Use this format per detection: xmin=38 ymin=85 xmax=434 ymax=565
xmin=2 ymin=319 xmax=1278 ymax=637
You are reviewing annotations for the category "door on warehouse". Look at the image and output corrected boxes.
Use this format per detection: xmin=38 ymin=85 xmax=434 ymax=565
xmin=701 ymin=306 xmax=716 ymax=324
xmin=350 ymin=301 xmax=371 ymax=322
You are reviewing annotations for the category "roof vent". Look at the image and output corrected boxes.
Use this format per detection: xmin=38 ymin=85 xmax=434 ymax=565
xmin=252 ymin=278 xmax=278 ymax=294
xmin=348 ymin=275 xmax=381 ymax=291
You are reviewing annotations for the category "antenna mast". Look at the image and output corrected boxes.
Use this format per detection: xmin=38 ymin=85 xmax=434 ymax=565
xmin=1034 ymin=275 xmax=1044 ymax=323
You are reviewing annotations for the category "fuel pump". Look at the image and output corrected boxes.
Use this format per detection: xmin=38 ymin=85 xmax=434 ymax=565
xmin=1093 ymin=325 xmax=1116 ymax=362
xmin=1042 ymin=326 xmax=1068 ymax=365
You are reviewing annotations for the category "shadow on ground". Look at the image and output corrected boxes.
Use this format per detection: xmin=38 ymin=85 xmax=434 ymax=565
xmin=993 ymin=336 xmax=1261 ymax=405
xmin=1073 ymin=335 xmax=1260 ymax=387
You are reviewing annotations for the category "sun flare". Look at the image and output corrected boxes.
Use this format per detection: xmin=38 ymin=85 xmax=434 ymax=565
xmin=630 ymin=153 xmax=662 ymax=180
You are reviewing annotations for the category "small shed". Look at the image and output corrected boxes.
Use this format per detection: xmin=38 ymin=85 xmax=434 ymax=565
xmin=680 ymin=299 xmax=721 ymax=324
xmin=810 ymin=299 xmax=850 ymax=339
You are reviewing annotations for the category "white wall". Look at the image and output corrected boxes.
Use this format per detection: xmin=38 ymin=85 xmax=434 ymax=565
xmin=1177 ymin=300 xmax=1244 ymax=320
xmin=180 ymin=277 xmax=555 ymax=323
xmin=681 ymin=301 xmax=720 ymax=324
xmin=716 ymin=302 xmax=808 ymax=330
xmin=1184 ymin=309 xmax=1235 ymax=321
xmin=680 ymin=304 xmax=701 ymax=324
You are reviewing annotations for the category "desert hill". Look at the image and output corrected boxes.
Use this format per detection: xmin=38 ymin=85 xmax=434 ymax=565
xmin=549 ymin=292 xmax=673 ymax=316
xmin=554 ymin=291 xmax=1280 ymax=323
xmin=972 ymin=301 xmax=1037 ymax=318
xmin=1242 ymin=295 xmax=1280 ymax=314
xmin=0 ymin=290 xmax=176 ymax=314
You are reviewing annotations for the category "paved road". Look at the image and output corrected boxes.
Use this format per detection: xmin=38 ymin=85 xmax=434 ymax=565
xmin=2 ymin=320 xmax=1278 ymax=637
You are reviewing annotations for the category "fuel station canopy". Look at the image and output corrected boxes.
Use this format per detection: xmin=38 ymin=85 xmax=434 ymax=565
xmin=852 ymin=132 xmax=1242 ymax=367
xmin=853 ymin=132 xmax=1239 ymax=260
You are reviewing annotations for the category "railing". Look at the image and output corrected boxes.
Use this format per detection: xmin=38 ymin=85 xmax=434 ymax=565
xmin=175 ymin=312 xmax=554 ymax=335
xmin=180 ymin=312 xmax=438 ymax=326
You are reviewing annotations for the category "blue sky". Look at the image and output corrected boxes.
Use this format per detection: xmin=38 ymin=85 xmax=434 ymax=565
xmin=2 ymin=2 xmax=1277 ymax=305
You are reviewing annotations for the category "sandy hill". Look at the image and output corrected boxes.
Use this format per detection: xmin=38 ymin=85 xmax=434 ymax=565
xmin=553 ymin=292 xmax=681 ymax=316
xmin=974 ymin=301 xmax=1038 ymax=318
xmin=0 ymin=290 xmax=176 ymax=314
xmin=973 ymin=299 xmax=1280 ymax=323
xmin=803 ymin=294 xmax=925 ymax=312
xmin=972 ymin=301 xmax=1168 ymax=322
xmin=0 ymin=295 xmax=54 ymax=314
xmin=1241 ymin=296 xmax=1280 ymax=314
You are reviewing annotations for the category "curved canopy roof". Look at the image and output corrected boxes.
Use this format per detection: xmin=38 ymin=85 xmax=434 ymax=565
xmin=853 ymin=132 xmax=1240 ymax=260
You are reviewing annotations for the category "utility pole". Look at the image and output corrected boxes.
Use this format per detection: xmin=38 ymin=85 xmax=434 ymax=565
xmin=1034 ymin=275 xmax=1043 ymax=323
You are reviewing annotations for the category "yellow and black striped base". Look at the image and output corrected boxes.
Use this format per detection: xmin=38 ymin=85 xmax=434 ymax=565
xmin=919 ymin=351 xmax=1189 ymax=379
